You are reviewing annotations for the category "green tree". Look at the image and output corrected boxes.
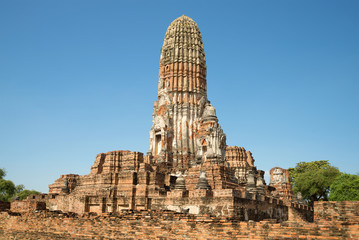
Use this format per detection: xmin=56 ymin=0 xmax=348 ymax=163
xmin=0 ymin=168 xmax=5 ymax=179
xmin=288 ymin=160 xmax=341 ymax=206
xmin=0 ymin=168 xmax=16 ymax=201
xmin=0 ymin=178 xmax=16 ymax=202
xmin=15 ymin=184 xmax=25 ymax=193
xmin=0 ymin=168 xmax=40 ymax=202
xmin=329 ymin=173 xmax=359 ymax=201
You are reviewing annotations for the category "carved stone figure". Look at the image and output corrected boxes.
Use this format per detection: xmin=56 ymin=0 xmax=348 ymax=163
xmin=269 ymin=167 xmax=293 ymax=201
xmin=272 ymin=168 xmax=284 ymax=184
xmin=174 ymin=173 xmax=186 ymax=190
xmin=196 ymin=170 xmax=211 ymax=190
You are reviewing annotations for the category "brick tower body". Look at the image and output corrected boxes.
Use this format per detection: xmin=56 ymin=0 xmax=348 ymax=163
xmin=45 ymin=15 xmax=312 ymax=222
xmin=148 ymin=15 xmax=226 ymax=173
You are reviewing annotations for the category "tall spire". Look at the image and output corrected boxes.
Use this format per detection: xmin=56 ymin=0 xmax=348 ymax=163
xmin=158 ymin=15 xmax=207 ymax=99
xmin=160 ymin=15 xmax=206 ymax=68
xmin=149 ymin=16 xmax=226 ymax=172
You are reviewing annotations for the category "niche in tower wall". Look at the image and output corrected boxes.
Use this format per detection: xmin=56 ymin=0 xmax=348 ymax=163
xmin=155 ymin=133 xmax=162 ymax=156
xmin=102 ymin=197 xmax=107 ymax=213
xmin=201 ymin=139 xmax=207 ymax=159
xmin=133 ymin=172 xmax=138 ymax=185
xmin=85 ymin=196 xmax=105 ymax=214
xmin=117 ymin=195 xmax=130 ymax=210
xmin=170 ymin=175 xmax=177 ymax=189
xmin=147 ymin=198 xmax=152 ymax=210
xmin=202 ymin=146 xmax=207 ymax=155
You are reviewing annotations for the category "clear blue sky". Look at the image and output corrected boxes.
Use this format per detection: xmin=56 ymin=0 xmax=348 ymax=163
xmin=1 ymin=1 xmax=358 ymax=193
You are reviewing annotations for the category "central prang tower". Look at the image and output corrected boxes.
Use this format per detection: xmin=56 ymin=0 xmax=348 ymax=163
xmin=47 ymin=15 xmax=307 ymax=221
xmin=149 ymin=15 xmax=226 ymax=172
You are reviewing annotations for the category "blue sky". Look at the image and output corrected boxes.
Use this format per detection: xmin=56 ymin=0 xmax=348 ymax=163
xmin=0 ymin=1 xmax=358 ymax=193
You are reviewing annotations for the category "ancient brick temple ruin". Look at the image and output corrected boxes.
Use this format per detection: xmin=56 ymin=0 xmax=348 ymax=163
xmin=45 ymin=15 xmax=311 ymax=221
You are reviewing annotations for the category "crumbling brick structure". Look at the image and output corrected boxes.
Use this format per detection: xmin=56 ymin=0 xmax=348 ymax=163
xmin=1 ymin=201 xmax=358 ymax=239
xmin=10 ymin=200 xmax=46 ymax=213
xmin=44 ymin=15 xmax=311 ymax=221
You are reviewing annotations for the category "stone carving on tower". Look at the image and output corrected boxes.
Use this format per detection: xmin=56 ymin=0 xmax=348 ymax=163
xmin=269 ymin=167 xmax=293 ymax=201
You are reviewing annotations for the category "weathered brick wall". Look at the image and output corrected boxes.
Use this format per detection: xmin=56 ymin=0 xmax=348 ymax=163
xmin=288 ymin=203 xmax=313 ymax=222
xmin=1 ymin=204 xmax=358 ymax=240
xmin=314 ymin=201 xmax=359 ymax=223
xmin=10 ymin=200 xmax=46 ymax=213
xmin=153 ymin=189 xmax=291 ymax=222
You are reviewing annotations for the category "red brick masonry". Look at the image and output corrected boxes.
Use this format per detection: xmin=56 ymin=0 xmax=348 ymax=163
xmin=10 ymin=200 xmax=46 ymax=213
xmin=0 ymin=201 xmax=358 ymax=239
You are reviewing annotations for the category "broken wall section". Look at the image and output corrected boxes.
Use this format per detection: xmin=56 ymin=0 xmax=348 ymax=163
xmin=1 ymin=202 xmax=358 ymax=239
